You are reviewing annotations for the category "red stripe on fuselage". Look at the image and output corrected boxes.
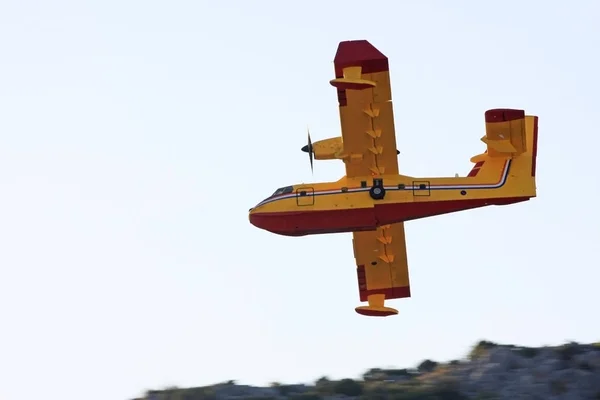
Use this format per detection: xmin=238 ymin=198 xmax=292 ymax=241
xmin=250 ymin=196 xmax=531 ymax=237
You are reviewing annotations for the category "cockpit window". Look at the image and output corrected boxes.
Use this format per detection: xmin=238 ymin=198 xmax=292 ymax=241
xmin=271 ymin=185 xmax=293 ymax=197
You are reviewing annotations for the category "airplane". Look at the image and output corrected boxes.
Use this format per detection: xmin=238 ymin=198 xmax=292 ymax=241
xmin=248 ymin=39 xmax=539 ymax=317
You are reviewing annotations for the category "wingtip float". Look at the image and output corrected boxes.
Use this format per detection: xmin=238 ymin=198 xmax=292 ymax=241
xmin=249 ymin=39 xmax=539 ymax=317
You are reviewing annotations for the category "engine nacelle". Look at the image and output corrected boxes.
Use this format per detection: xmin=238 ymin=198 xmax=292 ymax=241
xmin=311 ymin=136 xmax=344 ymax=160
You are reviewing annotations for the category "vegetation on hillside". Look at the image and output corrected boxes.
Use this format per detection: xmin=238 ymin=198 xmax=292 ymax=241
xmin=134 ymin=340 xmax=600 ymax=400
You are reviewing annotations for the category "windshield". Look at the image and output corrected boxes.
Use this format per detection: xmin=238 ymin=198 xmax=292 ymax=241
xmin=271 ymin=185 xmax=293 ymax=197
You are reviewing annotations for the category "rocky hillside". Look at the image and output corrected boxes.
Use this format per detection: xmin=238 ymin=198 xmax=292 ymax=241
xmin=135 ymin=340 xmax=600 ymax=400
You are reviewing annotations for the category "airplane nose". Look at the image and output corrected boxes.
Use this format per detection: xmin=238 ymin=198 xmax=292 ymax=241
xmin=249 ymin=210 xmax=275 ymax=231
xmin=249 ymin=211 xmax=262 ymax=229
xmin=301 ymin=145 xmax=309 ymax=153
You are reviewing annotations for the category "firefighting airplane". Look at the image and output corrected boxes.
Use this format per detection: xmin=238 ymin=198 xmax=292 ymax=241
xmin=248 ymin=40 xmax=539 ymax=317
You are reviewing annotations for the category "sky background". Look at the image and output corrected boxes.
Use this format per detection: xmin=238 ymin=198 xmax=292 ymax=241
xmin=1 ymin=1 xmax=599 ymax=400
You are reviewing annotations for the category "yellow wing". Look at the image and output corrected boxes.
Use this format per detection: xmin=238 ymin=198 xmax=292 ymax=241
xmin=352 ymin=223 xmax=410 ymax=317
xmin=330 ymin=40 xmax=399 ymax=178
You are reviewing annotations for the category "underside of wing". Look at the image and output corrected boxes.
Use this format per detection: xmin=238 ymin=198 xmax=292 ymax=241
xmin=352 ymin=222 xmax=410 ymax=317
xmin=331 ymin=40 xmax=400 ymax=178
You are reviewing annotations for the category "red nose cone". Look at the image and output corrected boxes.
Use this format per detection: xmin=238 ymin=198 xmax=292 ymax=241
xmin=250 ymin=212 xmax=288 ymax=235
xmin=249 ymin=212 xmax=307 ymax=236
xmin=249 ymin=212 xmax=259 ymax=228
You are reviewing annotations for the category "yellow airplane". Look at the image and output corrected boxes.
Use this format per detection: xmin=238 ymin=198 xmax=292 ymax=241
xmin=249 ymin=40 xmax=539 ymax=317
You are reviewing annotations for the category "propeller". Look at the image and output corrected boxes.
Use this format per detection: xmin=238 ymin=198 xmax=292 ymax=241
xmin=301 ymin=128 xmax=314 ymax=173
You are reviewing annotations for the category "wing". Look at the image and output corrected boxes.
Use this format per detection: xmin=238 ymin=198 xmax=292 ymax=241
xmin=352 ymin=223 xmax=411 ymax=317
xmin=330 ymin=40 xmax=399 ymax=178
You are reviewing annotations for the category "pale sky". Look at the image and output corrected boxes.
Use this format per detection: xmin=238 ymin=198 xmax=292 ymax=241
xmin=1 ymin=1 xmax=599 ymax=400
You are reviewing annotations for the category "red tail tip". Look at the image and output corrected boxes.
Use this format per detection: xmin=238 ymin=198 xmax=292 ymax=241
xmin=485 ymin=108 xmax=525 ymax=123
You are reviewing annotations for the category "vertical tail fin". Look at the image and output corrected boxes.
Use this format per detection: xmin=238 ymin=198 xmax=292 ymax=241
xmin=525 ymin=114 xmax=539 ymax=178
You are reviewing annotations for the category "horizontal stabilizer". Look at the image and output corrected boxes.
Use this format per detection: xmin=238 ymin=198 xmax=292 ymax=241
xmin=481 ymin=108 xmax=526 ymax=157
xmin=481 ymin=137 xmax=517 ymax=153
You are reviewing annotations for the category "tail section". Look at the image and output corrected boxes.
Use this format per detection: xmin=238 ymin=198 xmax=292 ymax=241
xmin=469 ymin=108 xmax=538 ymax=197
xmin=481 ymin=109 xmax=528 ymax=157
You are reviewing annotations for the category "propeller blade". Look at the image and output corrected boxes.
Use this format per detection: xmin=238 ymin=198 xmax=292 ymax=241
xmin=307 ymin=128 xmax=314 ymax=173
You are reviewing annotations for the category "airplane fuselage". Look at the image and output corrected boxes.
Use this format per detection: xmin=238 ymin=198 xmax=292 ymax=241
xmin=249 ymin=156 xmax=535 ymax=236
